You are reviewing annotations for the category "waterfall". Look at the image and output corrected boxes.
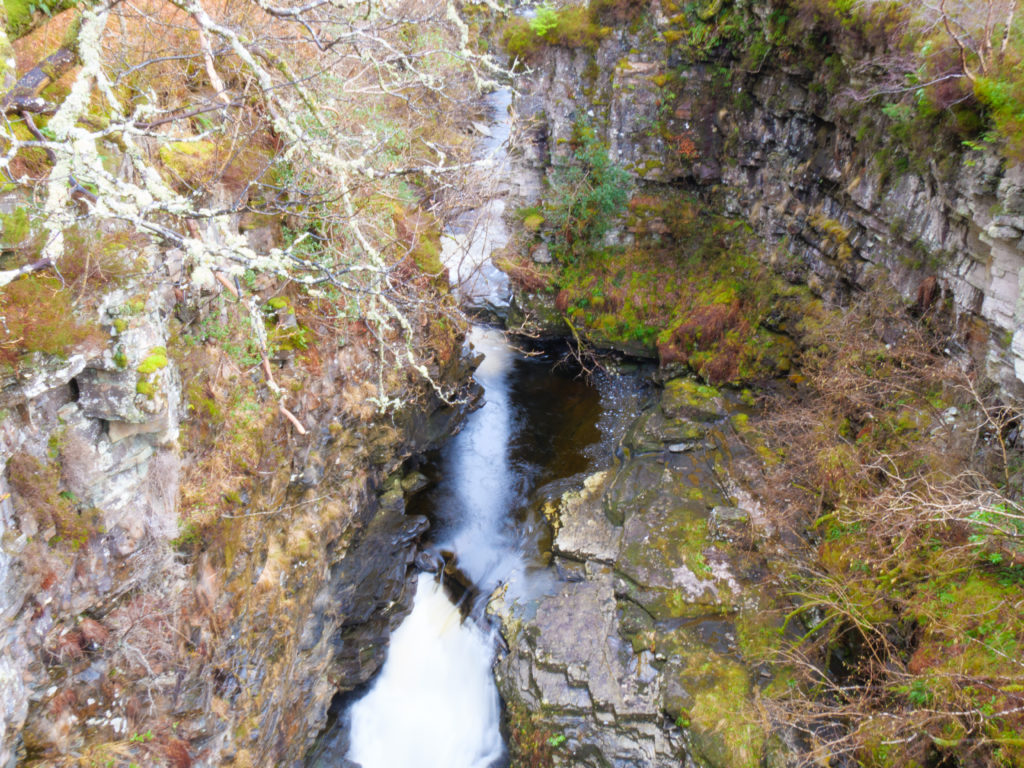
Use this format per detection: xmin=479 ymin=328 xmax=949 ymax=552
xmin=345 ymin=573 xmax=504 ymax=768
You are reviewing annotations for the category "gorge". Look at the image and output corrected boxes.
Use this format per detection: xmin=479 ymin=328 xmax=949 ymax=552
xmin=1 ymin=0 xmax=1023 ymax=767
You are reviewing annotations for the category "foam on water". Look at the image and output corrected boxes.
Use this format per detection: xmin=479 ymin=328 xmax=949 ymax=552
xmin=346 ymin=572 xmax=503 ymax=768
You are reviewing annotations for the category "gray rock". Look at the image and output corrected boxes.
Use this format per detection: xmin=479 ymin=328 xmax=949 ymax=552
xmin=708 ymin=506 xmax=750 ymax=542
xmin=493 ymin=570 xmax=683 ymax=767
xmin=551 ymin=470 xmax=622 ymax=563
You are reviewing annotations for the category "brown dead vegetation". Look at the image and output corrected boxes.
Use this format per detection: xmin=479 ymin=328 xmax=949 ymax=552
xmin=657 ymin=300 xmax=749 ymax=383
xmin=750 ymin=287 xmax=1024 ymax=767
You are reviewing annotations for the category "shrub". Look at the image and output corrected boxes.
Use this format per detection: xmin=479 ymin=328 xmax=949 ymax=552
xmin=501 ymin=3 xmax=606 ymax=61
xmin=545 ymin=119 xmax=631 ymax=264
xmin=975 ymin=72 xmax=1024 ymax=161
xmin=756 ymin=292 xmax=1024 ymax=767
xmin=0 ymin=275 xmax=100 ymax=368
xmin=530 ymin=3 xmax=559 ymax=35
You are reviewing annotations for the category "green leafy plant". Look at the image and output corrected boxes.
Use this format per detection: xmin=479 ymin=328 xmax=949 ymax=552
xmin=546 ymin=733 xmax=567 ymax=747
xmin=530 ymin=3 xmax=559 ymax=36
xmin=545 ymin=119 xmax=630 ymax=264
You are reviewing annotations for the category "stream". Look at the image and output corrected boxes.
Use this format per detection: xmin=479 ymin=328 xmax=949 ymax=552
xmin=339 ymin=323 xmax=648 ymax=768
xmin=344 ymin=326 xmax=607 ymax=768
xmin=332 ymin=84 xmax=649 ymax=767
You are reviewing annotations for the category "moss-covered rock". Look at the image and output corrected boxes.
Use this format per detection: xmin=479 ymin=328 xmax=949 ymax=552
xmin=685 ymin=656 xmax=762 ymax=768
xmin=506 ymin=289 xmax=570 ymax=337
xmin=494 ymin=385 xmax=776 ymax=767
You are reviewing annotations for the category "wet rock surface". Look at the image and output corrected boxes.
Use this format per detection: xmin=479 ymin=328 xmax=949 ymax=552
xmin=493 ymin=378 xmax=785 ymax=768
xmin=325 ymin=510 xmax=428 ymax=690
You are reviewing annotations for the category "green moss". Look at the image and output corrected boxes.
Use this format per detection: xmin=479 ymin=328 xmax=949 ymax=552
xmin=911 ymin=572 xmax=1023 ymax=680
xmin=4 ymin=0 xmax=76 ymax=37
xmin=501 ymin=6 xmax=607 ymax=62
xmin=684 ymin=653 xmax=763 ymax=768
xmin=268 ymin=323 xmax=309 ymax=352
xmin=808 ymin=213 xmax=853 ymax=262
xmin=136 ymin=349 xmax=168 ymax=375
xmin=120 ymin=298 xmax=146 ymax=316
xmin=135 ymin=379 xmax=155 ymax=396
xmin=411 ymin=235 xmax=444 ymax=274
xmin=696 ymin=0 xmax=725 ymax=22
xmin=112 ymin=317 xmax=129 ymax=334
xmin=158 ymin=140 xmax=219 ymax=184
xmin=539 ymin=189 xmax=808 ymax=382
xmin=1 ymin=208 xmax=30 ymax=244
xmin=523 ymin=213 xmax=544 ymax=231
xmin=6 ymin=451 xmax=95 ymax=549
xmin=662 ymin=378 xmax=720 ymax=412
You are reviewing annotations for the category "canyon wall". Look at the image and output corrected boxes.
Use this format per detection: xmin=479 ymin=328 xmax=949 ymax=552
xmin=514 ymin=6 xmax=1024 ymax=397
xmin=0 ymin=217 xmax=468 ymax=766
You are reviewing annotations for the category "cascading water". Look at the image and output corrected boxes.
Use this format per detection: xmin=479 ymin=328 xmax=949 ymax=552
xmin=337 ymin=79 xmax=647 ymax=768
xmin=345 ymin=573 xmax=504 ymax=768
xmin=341 ymin=319 xmax=628 ymax=767
xmin=343 ymin=325 xmax=521 ymax=768
xmin=343 ymin=88 xmax=522 ymax=768
xmin=424 ymin=325 xmax=554 ymax=601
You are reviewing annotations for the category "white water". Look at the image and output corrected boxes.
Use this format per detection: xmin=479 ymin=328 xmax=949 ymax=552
xmin=344 ymin=89 xmax=518 ymax=768
xmin=440 ymin=89 xmax=514 ymax=308
xmin=438 ymin=326 xmax=525 ymax=594
xmin=344 ymin=327 xmax=523 ymax=768
xmin=346 ymin=573 xmax=504 ymax=768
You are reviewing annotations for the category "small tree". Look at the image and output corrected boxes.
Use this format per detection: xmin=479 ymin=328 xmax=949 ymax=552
xmin=545 ymin=119 xmax=630 ymax=263
xmin=0 ymin=0 xmax=508 ymax=410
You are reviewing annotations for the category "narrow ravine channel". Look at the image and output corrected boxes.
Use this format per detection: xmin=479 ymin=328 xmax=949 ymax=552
xmin=331 ymin=72 xmax=655 ymax=763
xmin=326 ymin=84 xmax=561 ymax=767
xmin=343 ymin=324 xmax=603 ymax=768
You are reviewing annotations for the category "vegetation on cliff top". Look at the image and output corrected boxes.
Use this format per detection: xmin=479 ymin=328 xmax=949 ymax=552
xmin=789 ymin=0 xmax=1024 ymax=159
xmin=0 ymin=0 xmax=494 ymax=409
xmin=504 ymin=125 xmax=800 ymax=384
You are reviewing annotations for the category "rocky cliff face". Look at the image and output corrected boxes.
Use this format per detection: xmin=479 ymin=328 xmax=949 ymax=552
xmin=0 ymin=230 xmax=468 ymax=766
xmin=513 ymin=9 xmax=1024 ymax=398
xmin=0 ymin=247 xmax=184 ymax=765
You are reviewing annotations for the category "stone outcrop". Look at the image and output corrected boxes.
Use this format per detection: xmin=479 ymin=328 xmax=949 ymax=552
xmin=492 ymin=379 xmax=790 ymax=768
xmin=0 ymin=251 xmax=184 ymax=766
xmin=0 ymin=243 xmax=469 ymax=765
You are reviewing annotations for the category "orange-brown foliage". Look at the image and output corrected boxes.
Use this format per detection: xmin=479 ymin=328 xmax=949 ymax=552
xmin=503 ymin=258 xmax=550 ymax=293
xmin=163 ymin=739 xmax=194 ymax=768
xmin=657 ymin=301 xmax=747 ymax=383
xmin=554 ymin=288 xmax=571 ymax=313
xmin=700 ymin=342 xmax=742 ymax=384
xmin=11 ymin=9 xmax=78 ymax=72
xmin=78 ymin=618 xmax=110 ymax=648
xmin=660 ymin=301 xmax=743 ymax=357
xmin=0 ymin=276 xmax=103 ymax=367
xmin=589 ymin=0 xmax=650 ymax=24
